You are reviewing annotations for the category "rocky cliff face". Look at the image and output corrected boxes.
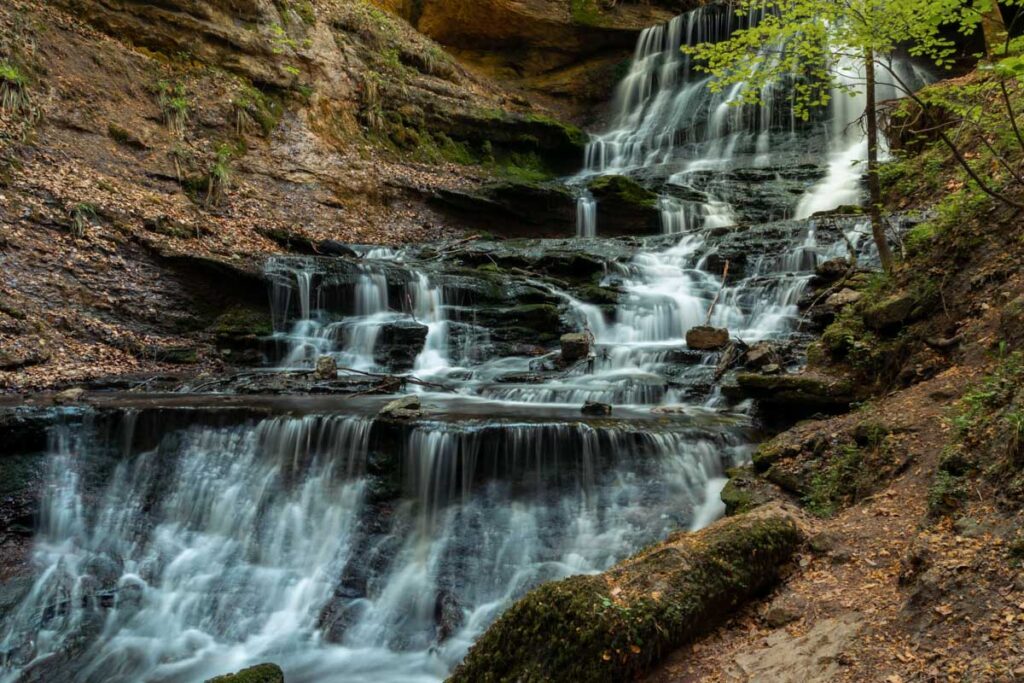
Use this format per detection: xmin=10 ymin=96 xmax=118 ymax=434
xmin=0 ymin=0 xmax=590 ymax=390
xmin=371 ymin=0 xmax=699 ymax=122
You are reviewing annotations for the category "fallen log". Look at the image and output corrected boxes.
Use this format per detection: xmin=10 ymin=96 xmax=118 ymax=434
xmin=448 ymin=504 xmax=802 ymax=683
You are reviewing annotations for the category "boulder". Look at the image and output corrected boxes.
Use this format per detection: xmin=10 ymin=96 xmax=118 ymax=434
xmin=449 ymin=505 xmax=802 ymax=683
xmin=814 ymin=258 xmax=850 ymax=283
xmin=54 ymin=387 xmax=85 ymax=404
xmin=205 ymin=663 xmax=284 ymax=683
xmin=744 ymin=342 xmax=782 ymax=370
xmin=374 ymin=321 xmax=429 ymax=372
xmin=825 ymin=288 xmax=862 ymax=309
xmin=863 ymin=293 xmax=916 ymax=332
xmin=581 ymin=401 xmax=612 ymax=416
xmin=314 ymin=355 xmax=338 ymax=380
xmin=723 ymin=371 xmax=860 ymax=420
xmin=378 ymin=395 xmax=422 ymax=420
xmin=585 ymin=175 xmax=662 ymax=237
xmin=560 ymin=332 xmax=592 ymax=363
xmin=686 ymin=326 xmax=729 ymax=350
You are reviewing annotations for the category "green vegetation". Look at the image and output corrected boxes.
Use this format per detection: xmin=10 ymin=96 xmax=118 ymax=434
xmin=69 ymin=202 xmax=97 ymax=238
xmin=570 ymin=0 xmax=603 ymax=26
xmin=0 ymin=60 xmax=29 ymax=116
xmin=803 ymin=444 xmax=867 ymax=518
xmin=231 ymin=83 xmax=283 ymax=137
xmin=154 ymin=79 xmax=189 ymax=137
xmin=587 ymin=175 xmax=658 ymax=208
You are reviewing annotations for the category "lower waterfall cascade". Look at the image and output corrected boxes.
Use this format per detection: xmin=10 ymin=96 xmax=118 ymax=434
xmin=0 ymin=5 xmax=911 ymax=683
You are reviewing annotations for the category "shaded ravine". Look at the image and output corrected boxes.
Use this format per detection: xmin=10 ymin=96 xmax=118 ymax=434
xmin=0 ymin=5 xmax=897 ymax=683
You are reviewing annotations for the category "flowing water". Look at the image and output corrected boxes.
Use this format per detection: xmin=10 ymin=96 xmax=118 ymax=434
xmin=1 ymin=5 xmax=901 ymax=682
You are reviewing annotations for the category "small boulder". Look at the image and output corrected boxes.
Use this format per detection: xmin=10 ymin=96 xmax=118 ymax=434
xmin=205 ymin=663 xmax=284 ymax=683
xmin=315 ymin=355 xmax=338 ymax=380
xmin=686 ymin=326 xmax=729 ymax=350
xmin=581 ymin=401 xmax=612 ymax=416
xmin=863 ymin=293 xmax=916 ymax=332
xmin=379 ymin=395 xmax=422 ymax=419
xmin=825 ymin=289 xmax=862 ymax=309
xmin=744 ymin=342 xmax=781 ymax=370
xmin=763 ymin=598 xmax=806 ymax=628
xmin=375 ymin=321 xmax=429 ymax=372
xmin=560 ymin=332 xmax=591 ymax=364
xmin=54 ymin=387 xmax=85 ymax=404
xmin=815 ymin=258 xmax=850 ymax=282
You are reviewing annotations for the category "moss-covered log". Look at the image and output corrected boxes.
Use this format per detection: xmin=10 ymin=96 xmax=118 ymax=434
xmin=448 ymin=505 xmax=802 ymax=683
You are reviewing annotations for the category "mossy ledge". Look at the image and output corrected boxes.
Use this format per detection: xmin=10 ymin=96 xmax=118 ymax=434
xmin=447 ymin=505 xmax=802 ymax=683
xmin=205 ymin=663 xmax=284 ymax=683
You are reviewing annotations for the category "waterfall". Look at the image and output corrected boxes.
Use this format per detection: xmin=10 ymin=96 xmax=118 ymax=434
xmin=0 ymin=413 xmax=747 ymax=683
xmin=0 ymin=5 xmax=910 ymax=683
xmin=575 ymin=193 xmax=597 ymax=237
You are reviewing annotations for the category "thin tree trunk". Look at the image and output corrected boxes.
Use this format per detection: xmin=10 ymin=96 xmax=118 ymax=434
xmin=865 ymin=51 xmax=894 ymax=272
xmin=979 ymin=0 xmax=1008 ymax=58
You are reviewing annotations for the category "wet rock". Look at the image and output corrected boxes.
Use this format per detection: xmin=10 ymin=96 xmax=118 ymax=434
xmin=724 ymin=372 xmax=858 ymax=417
xmin=374 ymin=321 xmax=429 ymax=372
xmin=314 ymin=355 xmax=338 ymax=380
xmin=149 ymin=345 xmax=199 ymax=365
xmin=686 ymin=326 xmax=729 ymax=350
xmin=762 ymin=363 xmax=782 ymax=375
xmin=814 ymin=258 xmax=850 ymax=282
xmin=744 ymin=342 xmax=782 ymax=370
xmin=720 ymin=465 xmax=777 ymax=516
xmin=495 ymin=372 xmax=547 ymax=384
xmin=54 ymin=387 xmax=86 ymax=404
xmin=435 ymin=589 xmax=463 ymax=644
xmin=431 ymin=181 xmax=575 ymax=237
xmin=378 ymin=395 xmax=422 ymax=420
xmin=581 ymin=401 xmax=612 ymax=416
xmin=450 ymin=505 xmax=802 ymax=683
xmin=585 ymin=175 xmax=662 ymax=237
xmin=318 ymin=240 xmax=359 ymax=258
xmin=560 ymin=332 xmax=592 ymax=364
xmin=205 ymin=663 xmax=284 ymax=683
xmin=863 ymin=293 xmax=916 ymax=332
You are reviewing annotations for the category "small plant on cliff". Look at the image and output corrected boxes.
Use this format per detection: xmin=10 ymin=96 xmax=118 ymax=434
xmin=69 ymin=202 xmax=97 ymax=238
xmin=231 ymin=84 xmax=282 ymax=137
xmin=205 ymin=143 xmax=235 ymax=207
xmin=155 ymin=79 xmax=189 ymax=137
xmin=0 ymin=61 xmax=30 ymax=117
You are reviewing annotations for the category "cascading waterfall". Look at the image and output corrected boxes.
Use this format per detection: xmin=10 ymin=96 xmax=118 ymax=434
xmin=0 ymin=5 xmax=911 ymax=683
xmin=0 ymin=413 xmax=746 ymax=683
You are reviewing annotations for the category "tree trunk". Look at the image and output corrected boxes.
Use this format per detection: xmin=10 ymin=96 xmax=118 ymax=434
xmin=865 ymin=51 xmax=894 ymax=272
xmin=978 ymin=0 xmax=1008 ymax=58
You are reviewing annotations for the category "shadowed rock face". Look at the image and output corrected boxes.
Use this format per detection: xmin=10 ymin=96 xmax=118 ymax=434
xmin=372 ymin=0 xmax=697 ymax=120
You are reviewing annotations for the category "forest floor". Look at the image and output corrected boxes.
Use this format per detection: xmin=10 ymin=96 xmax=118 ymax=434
xmin=649 ymin=305 xmax=1024 ymax=680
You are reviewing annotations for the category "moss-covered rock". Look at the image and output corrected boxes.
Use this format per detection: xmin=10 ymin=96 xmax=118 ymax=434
xmin=721 ymin=465 xmax=778 ymax=515
xmin=448 ymin=505 xmax=802 ymax=683
xmin=205 ymin=663 xmax=284 ymax=683
xmin=724 ymin=371 xmax=859 ymax=418
xmin=584 ymin=175 xmax=662 ymax=237
xmin=862 ymin=293 xmax=916 ymax=332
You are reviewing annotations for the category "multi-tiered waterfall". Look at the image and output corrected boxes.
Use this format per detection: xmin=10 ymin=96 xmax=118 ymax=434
xmin=1 ymin=6 xmax=900 ymax=683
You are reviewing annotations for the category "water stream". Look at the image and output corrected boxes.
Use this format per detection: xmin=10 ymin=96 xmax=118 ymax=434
xmin=1 ymin=5 xmax=895 ymax=682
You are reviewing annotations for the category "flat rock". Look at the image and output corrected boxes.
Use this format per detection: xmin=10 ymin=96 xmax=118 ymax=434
xmin=378 ymin=395 xmax=422 ymax=420
xmin=732 ymin=613 xmax=863 ymax=682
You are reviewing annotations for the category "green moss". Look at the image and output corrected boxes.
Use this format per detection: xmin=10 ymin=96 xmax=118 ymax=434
xmin=206 ymin=663 xmax=283 ymax=683
xmin=449 ymin=512 xmax=801 ymax=682
xmin=211 ymin=306 xmax=274 ymax=338
xmin=802 ymin=444 xmax=866 ymax=518
xmin=587 ymin=175 xmax=658 ymax=209
xmin=928 ymin=470 xmax=967 ymax=518
xmin=570 ymin=0 xmax=604 ymax=26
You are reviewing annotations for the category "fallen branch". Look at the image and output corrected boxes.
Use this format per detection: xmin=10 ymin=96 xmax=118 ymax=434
xmin=703 ymin=260 xmax=730 ymax=326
